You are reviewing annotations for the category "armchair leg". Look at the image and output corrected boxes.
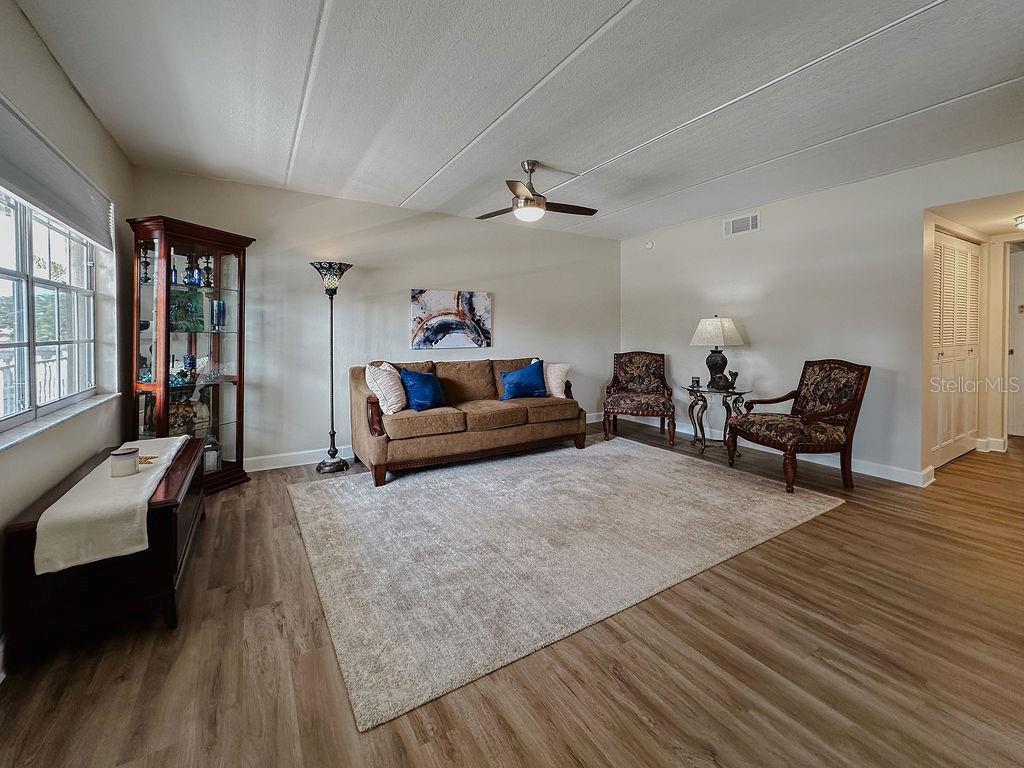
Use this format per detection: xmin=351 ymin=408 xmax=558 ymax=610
xmin=659 ymin=417 xmax=665 ymax=434
xmin=667 ymin=416 xmax=676 ymax=446
xmin=370 ymin=463 xmax=387 ymax=487
xmin=726 ymin=427 xmax=737 ymax=466
xmin=603 ymin=413 xmax=611 ymax=440
xmin=783 ymin=452 xmax=797 ymax=493
xmin=612 ymin=415 xmax=618 ymax=434
xmin=841 ymin=444 xmax=854 ymax=489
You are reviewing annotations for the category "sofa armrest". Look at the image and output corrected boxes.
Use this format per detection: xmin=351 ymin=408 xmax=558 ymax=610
xmin=366 ymin=395 xmax=386 ymax=437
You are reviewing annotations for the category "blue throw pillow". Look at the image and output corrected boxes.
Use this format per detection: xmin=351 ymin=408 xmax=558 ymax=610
xmin=501 ymin=359 xmax=547 ymax=400
xmin=399 ymin=368 xmax=446 ymax=412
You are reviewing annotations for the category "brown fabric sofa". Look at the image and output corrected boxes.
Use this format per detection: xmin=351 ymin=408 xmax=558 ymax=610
xmin=350 ymin=358 xmax=587 ymax=486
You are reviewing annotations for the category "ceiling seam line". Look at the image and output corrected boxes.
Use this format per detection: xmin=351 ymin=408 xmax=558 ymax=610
xmin=398 ymin=0 xmax=641 ymax=207
xmin=543 ymin=0 xmax=951 ymax=197
xmin=560 ymin=74 xmax=1024 ymax=234
xmin=284 ymin=0 xmax=332 ymax=187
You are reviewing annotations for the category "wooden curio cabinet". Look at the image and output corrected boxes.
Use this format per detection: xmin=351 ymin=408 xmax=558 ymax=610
xmin=128 ymin=216 xmax=254 ymax=494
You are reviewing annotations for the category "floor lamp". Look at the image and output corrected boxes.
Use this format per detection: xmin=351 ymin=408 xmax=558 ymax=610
xmin=310 ymin=261 xmax=354 ymax=474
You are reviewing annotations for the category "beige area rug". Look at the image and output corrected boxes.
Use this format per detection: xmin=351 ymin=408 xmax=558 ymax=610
xmin=287 ymin=438 xmax=843 ymax=731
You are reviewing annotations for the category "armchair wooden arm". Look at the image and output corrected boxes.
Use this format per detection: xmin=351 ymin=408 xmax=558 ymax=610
xmin=366 ymin=395 xmax=386 ymax=437
xmin=744 ymin=389 xmax=799 ymax=412
xmin=798 ymin=400 xmax=857 ymax=425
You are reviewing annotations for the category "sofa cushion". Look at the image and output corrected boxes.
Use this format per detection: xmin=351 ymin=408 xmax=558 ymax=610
xmin=382 ymin=406 xmax=465 ymax=440
xmin=435 ymin=360 xmax=498 ymax=403
xmin=454 ymin=399 xmax=528 ymax=431
xmin=491 ymin=357 xmax=535 ymax=398
xmin=399 ymin=368 xmax=447 ymax=412
xmin=500 ymin=360 xmax=548 ymax=400
xmin=371 ymin=360 xmax=434 ymax=374
xmin=512 ymin=397 xmax=580 ymax=424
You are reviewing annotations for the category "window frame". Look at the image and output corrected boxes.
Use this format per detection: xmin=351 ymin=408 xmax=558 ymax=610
xmin=0 ymin=188 xmax=97 ymax=434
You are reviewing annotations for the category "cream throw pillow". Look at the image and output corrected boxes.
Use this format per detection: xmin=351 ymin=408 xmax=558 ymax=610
xmin=365 ymin=362 xmax=406 ymax=414
xmin=532 ymin=358 xmax=571 ymax=398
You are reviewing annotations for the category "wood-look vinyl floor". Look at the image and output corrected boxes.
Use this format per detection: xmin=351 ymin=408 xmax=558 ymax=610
xmin=0 ymin=425 xmax=1021 ymax=768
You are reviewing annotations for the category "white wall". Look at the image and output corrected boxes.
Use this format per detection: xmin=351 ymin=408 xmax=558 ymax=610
xmin=131 ymin=169 xmax=621 ymax=466
xmin=620 ymin=141 xmax=1024 ymax=481
xmin=0 ymin=0 xmax=135 ymax=640
xmin=0 ymin=1 xmax=133 ymax=517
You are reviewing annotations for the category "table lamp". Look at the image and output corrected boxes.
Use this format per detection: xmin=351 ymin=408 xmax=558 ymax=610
xmin=689 ymin=315 xmax=744 ymax=390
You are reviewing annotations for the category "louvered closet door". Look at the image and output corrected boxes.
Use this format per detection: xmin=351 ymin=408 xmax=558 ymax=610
xmin=930 ymin=232 xmax=981 ymax=466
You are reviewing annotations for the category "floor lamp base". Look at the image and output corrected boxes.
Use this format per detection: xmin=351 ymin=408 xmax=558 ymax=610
xmin=315 ymin=456 xmax=349 ymax=474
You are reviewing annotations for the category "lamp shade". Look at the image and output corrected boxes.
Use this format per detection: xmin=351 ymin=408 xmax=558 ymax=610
xmin=310 ymin=261 xmax=354 ymax=294
xmin=689 ymin=316 xmax=744 ymax=348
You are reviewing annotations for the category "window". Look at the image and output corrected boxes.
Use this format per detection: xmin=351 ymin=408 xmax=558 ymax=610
xmin=0 ymin=185 xmax=101 ymax=432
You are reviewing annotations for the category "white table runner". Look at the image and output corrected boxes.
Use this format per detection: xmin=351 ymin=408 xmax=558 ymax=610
xmin=34 ymin=435 xmax=189 ymax=575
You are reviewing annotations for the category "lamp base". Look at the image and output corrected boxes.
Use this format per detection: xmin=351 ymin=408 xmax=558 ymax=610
xmin=705 ymin=347 xmax=728 ymax=384
xmin=316 ymin=456 xmax=350 ymax=474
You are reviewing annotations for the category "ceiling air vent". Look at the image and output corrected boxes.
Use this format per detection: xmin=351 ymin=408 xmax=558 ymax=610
xmin=723 ymin=211 xmax=760 ymax=237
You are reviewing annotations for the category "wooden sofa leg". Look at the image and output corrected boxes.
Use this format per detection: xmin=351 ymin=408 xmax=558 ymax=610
xmin=667 ymin=416 xmax=676 ymax=446
xmin=603 ymin=413 xmax=611 ymax=440
xmin=574 ymin=432 xmax=586 ymax=449
xmin=841 ymin=444 xmax=854 ymax=489
xmin=370 ymin=463 xmax=387 ymax=487
xmin=783 ymin=452 xmax=797 ymax=493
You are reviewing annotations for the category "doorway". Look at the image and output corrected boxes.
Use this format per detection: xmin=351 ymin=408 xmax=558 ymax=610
xmin=1009 ymin=244 xmax=1024 ymax=437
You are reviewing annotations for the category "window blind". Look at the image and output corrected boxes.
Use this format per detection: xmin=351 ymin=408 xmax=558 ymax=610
xmin=0 ymin=95 xmax=113 ymax=250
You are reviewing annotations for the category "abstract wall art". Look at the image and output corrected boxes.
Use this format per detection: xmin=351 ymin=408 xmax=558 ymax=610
xmin=410 ymin=289 xmax=492 ymax=349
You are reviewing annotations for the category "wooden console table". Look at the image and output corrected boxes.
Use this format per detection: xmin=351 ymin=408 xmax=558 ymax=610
xmin=2 ymin=438 xmax=204 ymax=671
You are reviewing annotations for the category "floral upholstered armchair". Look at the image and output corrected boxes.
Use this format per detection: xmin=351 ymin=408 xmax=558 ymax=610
xmin=727 ymin=359 xmax=870 ymax=493
xmin=603 ymin=351 xmax=675 ymax=445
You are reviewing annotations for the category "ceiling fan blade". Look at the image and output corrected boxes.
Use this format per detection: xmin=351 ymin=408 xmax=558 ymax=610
xmin=506 ymin=180 xmax=532 ymax=199
xmin=476 ymin=207 xmax=513 ymax=220
xmin=546 ymin=201 xmax=598 ymax=216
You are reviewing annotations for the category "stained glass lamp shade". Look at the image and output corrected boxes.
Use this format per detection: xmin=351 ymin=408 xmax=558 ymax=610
xmin=310 ymin=261 xmax=354 ymax=295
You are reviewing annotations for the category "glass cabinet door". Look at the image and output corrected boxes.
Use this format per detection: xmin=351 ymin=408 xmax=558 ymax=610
xmin=165 ymin=238 xmax=241 ymax=473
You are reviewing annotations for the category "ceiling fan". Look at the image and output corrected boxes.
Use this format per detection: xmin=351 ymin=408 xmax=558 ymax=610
xmin=477 ymin=160 xmax=597 ymax=222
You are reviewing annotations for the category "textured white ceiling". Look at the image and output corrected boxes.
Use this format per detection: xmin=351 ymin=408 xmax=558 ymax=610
xmin=17 ymin=0 xmax=1024 ymax=240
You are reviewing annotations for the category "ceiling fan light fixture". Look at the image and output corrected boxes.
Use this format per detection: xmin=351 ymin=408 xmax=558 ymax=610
xmin=1015 ymin=214 xmax=1024 ymax=230
xmin=513 ymin=196 xmax=545 ymax=222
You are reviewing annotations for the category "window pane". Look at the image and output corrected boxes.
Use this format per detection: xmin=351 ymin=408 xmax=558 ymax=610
xmin=32 ymin=217 xmax=49 ymax=278
xmin=34 ymin=284 xmax=57 ymax=342
xmin=0 ymin=276 xmax=26 ymax=343
xmin=70 ymin=239 xmax=87 ymax=288
xmin=49 ymin=228 xmax=69 ymax=283
xmin=58 ymin=288 xmax=75 ymax=341
xmin=0 ymin=347 xmax=29 ymax=419
xmin=78 ymin=341 xmax=94 ymax=389
xmin=0 ymin=195 xmax=15 ymax=271
xmin=60 ymin=344 xmax=78 ymax=398
xmin=77 ymin=293 xmax=94 ymax=340
xmin=35 ymin=345 xmax=58 ymax=405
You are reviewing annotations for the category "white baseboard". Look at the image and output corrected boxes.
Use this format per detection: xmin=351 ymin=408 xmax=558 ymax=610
xmin=616 ymin=415 xmax=933 ymax=488
xmin=586 ymin=412 xmax=603 ymax=424
xmin=975 ymin=437 xmax=1008 ymax=453
xmin=245 ymin=446 xmax=353 ymax=473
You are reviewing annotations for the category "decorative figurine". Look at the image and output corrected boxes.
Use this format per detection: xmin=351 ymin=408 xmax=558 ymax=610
xmin=709 ymin=370 xmax=740 ymax=391
xmin=203 ymin=253 xmax=214 ymax=288
xmin=140 ymin=245 xmax=152 ymax=284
